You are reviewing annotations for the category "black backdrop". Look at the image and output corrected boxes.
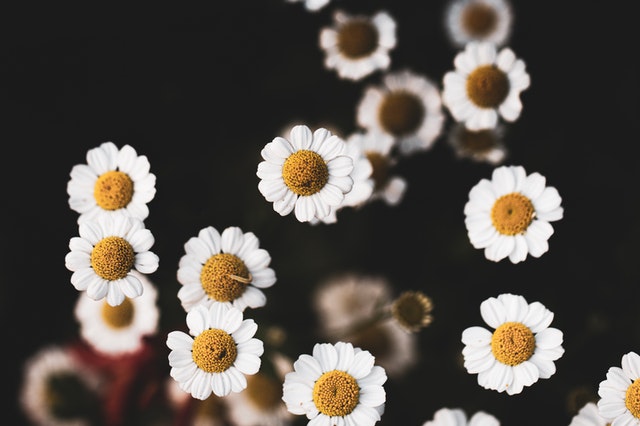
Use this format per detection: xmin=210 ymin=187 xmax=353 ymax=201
xmin=4 ymin=1 xmax=639 ymax=425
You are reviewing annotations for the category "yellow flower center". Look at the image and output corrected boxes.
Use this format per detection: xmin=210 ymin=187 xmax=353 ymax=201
xmin=378 ymin=91 xmax=425 ymax=137
xmin=458 ymin=128 xmax=497 ymax=155
xmin=245 ymin=372 xmax=283 ymax=410
xmin=101 ymin=298 xmax=135 ymax=329
xmin=282 ymin=150 xmax=329 ymax=196
xmin=90 ymin=236 xmax=135 ymax=281
xmin=391 ymin=291 xmax=434 ymax=332
xmin=461 ymin=3 xmax=498 ymax=38
xmin=490 ymin=192 xmax=535 ymax=235
xmin=201 ymin=253 xmax=251 ymax=302
xmin=366 ymin=152 xmax=390 ymax=192
xmin=490 ymin=321 xmax=535 ymax=366
xmin=625 ymin=379 xmax=640 ymax=419
xmin=466 ymin=65 xmax=510 ymax=108
xmin=94 ymin=170 xmax=134 ymax=211
xmin=192 ymin=328 xmax=237 ymax=373
xmin=313 ymin=370 xmax=360 ymax=417
xmin=337 ymin=20 xmax=379 ymax=59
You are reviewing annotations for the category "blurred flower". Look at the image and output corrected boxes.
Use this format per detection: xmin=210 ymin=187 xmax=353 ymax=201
xmin=166 ymin=303 xmax=264 ymax=400
xmin=74 ymin=270 xmax=160 ymax=356
xmin=67 ymin=141 xmax=156 ymax=225
xmin=442 ymin=41 xmax=530 ymax=130
xmin=20 ymin=345 xmax=104 ymax=426
xmin=597 ymin=351 xmax=640 ymax=424
xmin=64 ymin=214 xmax=159 ymax=306
xmin=461 ymin=293 xmax=564 ymax=395
xmin=257 ymin=124 xmax=354 ymax=223
xmin=282 ymin=341 xmax=387 ymax=426
xmin=444 ymin=0 xmax=513 ymax=48
xmin=390 ymin=290 xmax=434 ymax=333
xmin=284 ymin=0 xmax=330 ymax=12
xmin=422 ymin=407 xmax=500 ymax=425
xmin=569 ymin=402 xmax=608 ymax=426
xmin=357 ymin=70 xmax=445 ymax=155
xmin=447 ymin=122 xmax=507 ymax=165
xmin=463 ymin=165 xmax=563 ymax=263
xmin=319 ymin=10 xmax=397 ymax=81
xmin=177 ymin=225 xmax=276 ymax=312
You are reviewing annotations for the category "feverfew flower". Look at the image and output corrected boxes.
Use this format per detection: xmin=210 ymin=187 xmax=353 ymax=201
xmin=463 ymin=165 xmax=563 ymax=263
xmin=64 ymin=214 xmax=159 ymax=306
xmin=319 ymin=10 xmax=397 ymax=81
xmin=67 ymin=141 xmax=156 ymax=224
xmin=74 ymin=271 xmax=160 ymax=356
xmin=422 ymin=407 xmax=500 ymax=426
xmin=442 ymin=41 xmax=530 ymax=130
xmin=284 ymin=0 xmax=330 ymax=12
xmin=447 ymin=123 xmax=507 ymax=165
xmin=461 ymin=293 xmax=564 ymax=395
xmin=569 ymin=402 xmax=608 ymax=426
xmin=166 ymin=303 xmax=264 ymax=400
xmin=177 ymin=225 xmax=276 ymax=313
xmin=282 ymin=341 xmax=387 ymax=426
xmin=597 ymin=351 xmax=640 ymax=424
xmin=444 ymin=0 xmax=513 ymax=48
xmin=257 ymin=125 xmax=354 ymax=223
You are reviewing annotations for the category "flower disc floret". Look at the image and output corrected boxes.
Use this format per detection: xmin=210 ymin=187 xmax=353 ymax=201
xmin=313 ymin=370 xmax=360 ymax=416
xmin=94 ymin=170 xmax=134 ymax=211
xmin=490 ymin=321 xmax=535 ymax=365
xmin=192 ymin=329 xmax=238 ymax=373
xmin=282 ymin=150 xmax=329 ymax=196
xmin=91 ymin=236 xmax=135 ymax=281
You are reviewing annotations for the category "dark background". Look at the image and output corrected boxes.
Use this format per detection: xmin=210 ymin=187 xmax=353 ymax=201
xmin=3 ymin=1 xmax=639 ymax=425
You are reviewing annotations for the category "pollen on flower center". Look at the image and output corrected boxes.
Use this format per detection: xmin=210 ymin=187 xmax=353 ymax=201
xmin=94 ymin=170 xmax=134 ymax=211
xmin=625 ymin=380 xmax=640 ymax=419
xmin=378 ymin=91 xmax=425 ymax=137
xmin=461 ymin=3 xmax=498 ymax=38
xmin=200 ymin=253 xmax=251 ymax=303
xmin=312 ymin=370 xmax=360 ymax=417
xmin=192 ymin=328 xmax=238 ymax=373
xmin=466 ymin=65 xmax=510 ymax=108
xmin=491 ymin=321 xmax=535 ymax=366
xmin=391 ymin=291 xmax=434 ymax=332
xmin=337 ymin=20 xmax=379 ymax=59
xmin=245 ymin=372 xmax=282 ymax=410
xmin=282 ymin=150 xmax=329 ymax=196
xmin=101 ymin=298 xmax=135 ymax=329
xmin=90 ymin=236 xmax=135 ymax=281
xmin=366 ymin=152 xmax=390 ymax=191
xmin=490 ymin=192 xmax=535 ymax=235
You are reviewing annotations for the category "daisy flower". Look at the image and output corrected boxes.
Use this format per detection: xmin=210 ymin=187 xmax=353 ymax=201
xmin=390 ymin=290 xmax=434 ymax=333
xmin=447 ymin=122 xmax=507 ymax=165
xmin=282 ymin=341 xmax=387 ymax=426
xmin=569 ymin=402 xmax=608 ymax=426
xmin=461 ymin=293 xmax=564 ymax=395
xmin=444 ymin=0 xmax=513 ymax=48
xmin=257 ymin=124 xmax=354 ymax=223
xmin=176 ymin=225 xmax=276 ymax=313
xmin=442 ymin=41 xmax=530 ymax=130
xmin=422 ymin=407 xmax=500 ymax=426
xmin=597 ymin=351 xmax=640 ymax=424
xmin=166 ymin=302 xmax=264 ymax=400
xmin=357 ymin=69 xmax=445 ymax=155
xmin=20 ymin=345 xmax=104 ymax=426
xmin=319 ymin=10 xmax=397 ymax=81
xmin=74 ymin=270 xmax=160 ymax=356
xmin=67 ymin=141 xmax=156 ymax=224
xmin=463 ymin=165 xmax=564 ymax=263
xmin=284 ymin=0 xmax=331 ymax=12
xmin=64 ymin=214 xmax=160 ymax=307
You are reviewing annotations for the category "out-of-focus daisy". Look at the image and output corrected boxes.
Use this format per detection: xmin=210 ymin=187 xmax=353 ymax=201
xmin=67 ymin=141 xmax=156 ymax=224
xmin=597 ymin=351 xmax=640 ymax=424
xmin=166 ymin=302 xmax=264 ymax=400
xmin=177 ymin=225 xmax=276 ymax=313
xmin=447 ymin=123 xmax=507 ymax=165
xmin=442 ymin=41 xmax=530 ymax=130
xmin=284 ymin=0 xmax=330 ymax=12
xmin=422 ymin=407 xmax=500 ymax=425
xmin=463 ymin=165 xmax=564 ymax=263
xmin=444 ymin=0 xmax=513 ymax=48
xmin=569 ymin=402 xmax=608 ymax=426
xmin=357 ymin=69 xmax=445 ymax=155
xmin=64 ymin=214 xmax=159 ymax=307
xmin=20 ymin=345 xmax=104 ymax=426
xmin=74 ymin=270 xmax=160 ymax=356
xmin=461 ymin=293 xmax=564 ymax=395
xmin=390 ymin=290 xmax=434 ymax=333
xmin=282 ymin=341 xmax=387 ymax=426
xmin=257 ymin=124 xmax=354 ymax=223
xmin=348 ymin=130 xmax=407 ymax=205
xmin=319 ymin=10 xmax=397 ymax=81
